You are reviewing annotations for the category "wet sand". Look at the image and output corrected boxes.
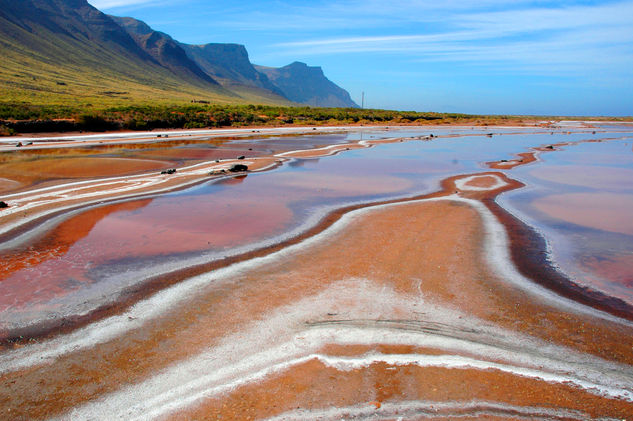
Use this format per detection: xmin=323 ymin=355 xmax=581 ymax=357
xmin=0 ymin=126 xmax=632 ymax=420
xmin=1 ymin=185 xmax=631 ymax=420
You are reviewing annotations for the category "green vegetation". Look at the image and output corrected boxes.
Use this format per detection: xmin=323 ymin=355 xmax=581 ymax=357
xmin=0 ymin=102 xmax=516 ymax=133
xmin=0 ymin=102 xmax=631 ymax=135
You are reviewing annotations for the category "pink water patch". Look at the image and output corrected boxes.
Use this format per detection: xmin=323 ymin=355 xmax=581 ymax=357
xmin=532 ymin=193 xmax=633 ymax=236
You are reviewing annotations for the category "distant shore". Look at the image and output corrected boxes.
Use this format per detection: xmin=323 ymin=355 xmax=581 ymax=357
xmin=2 ymin=102 xmax=630 ymax=138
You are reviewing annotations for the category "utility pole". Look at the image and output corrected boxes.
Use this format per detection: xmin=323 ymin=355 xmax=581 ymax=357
xmin=361 ymin=91 xmax=365 ymax=109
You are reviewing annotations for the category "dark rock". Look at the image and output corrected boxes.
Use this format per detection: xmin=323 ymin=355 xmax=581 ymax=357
xmin=0 ymin=201 xmax=8 ymax=209
xmin=161 ymin=168 xmax=177 ymax=174
xmin=501 ymin=159 xmax=508 ymax=162
xmin=15 ymin=142 xmax=22 ymax=147
xmin=546 ymin=145 xmax=554 ymax=149
xmin=237 ymin=155 xmax=245 ymax=160
xmin=215 ymin=160 xmax=220 ymax=163
xmin=229 ymin=164 xmax=248 ymax=172
xmin=487 ymin=133 xmax=493 ymax=137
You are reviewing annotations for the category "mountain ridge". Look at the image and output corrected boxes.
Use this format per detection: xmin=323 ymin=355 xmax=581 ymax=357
xmin=256 ymin=62 xmax=359 ymax=108
xmin=0 ymin=0 xmax=358 ymax=108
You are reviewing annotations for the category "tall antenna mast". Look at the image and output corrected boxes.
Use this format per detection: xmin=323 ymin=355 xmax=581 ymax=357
xmin=361 ymin=91 xmax=365 ymax=109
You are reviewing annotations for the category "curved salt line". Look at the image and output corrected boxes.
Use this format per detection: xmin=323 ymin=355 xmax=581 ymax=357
xmin=0 ymin=177 xmax=435 ymax=332
xmin=275 ymin=143 xmax=350 ymax=157
xmin=58 ymin=319 xmax=633 ymax=421
xmin=273 ymin=137 xmax=399 ymax=158
xmin=0 ymin=157 xmax=268 ymax=241
xmin=0 ymin=129 xmax=395 ymax=237
xmin=454 ymin=174 xmax=508 ymax=191
xmin=264 ymin=400 xmax=591 ymax=421
xmin=2 ymin=194 xmax=631 ymax=375
xmin=5 ymin=125 xmax=389 ymax=144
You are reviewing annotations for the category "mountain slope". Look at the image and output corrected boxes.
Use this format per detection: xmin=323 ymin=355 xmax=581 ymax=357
xmin=0 ymin=0 xmax=356 ymax=109
xmin=109 ymin=16 xmax=220 ymax=88
xmin=180 ymin=43 xmax=282 ymax=94
xmin=112 ymin=16 xmax=292 ymax=105
xmin=0 ymin=0 xmax=235 ymax=106
xmin=256 ymin=62 xmax=359 ymax=108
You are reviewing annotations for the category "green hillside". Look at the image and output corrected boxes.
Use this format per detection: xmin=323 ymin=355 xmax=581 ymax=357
xmin=0 ymin=0 xmax=290 ymax=108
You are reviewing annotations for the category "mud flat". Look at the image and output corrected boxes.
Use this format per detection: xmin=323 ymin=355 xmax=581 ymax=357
xmin=0 ymin=125 xmax=632 ymax=420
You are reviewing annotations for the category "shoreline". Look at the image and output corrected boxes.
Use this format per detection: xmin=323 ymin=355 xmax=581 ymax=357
xmin=2 ymin=131 xmax=633 ymax=418
xmin=2 ymin=167 xmax=631 ymax=347
xmin=1 ymin=126 xmax=631 ymax=344
xmin=0 ymin=121 xmax=610 ymax=150
xmin=2 ymin=177 xmax=633 ymax=420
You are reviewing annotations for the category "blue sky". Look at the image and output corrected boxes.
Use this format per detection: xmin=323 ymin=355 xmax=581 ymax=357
xmin=90 ymin=0 xmax=633 ymax=115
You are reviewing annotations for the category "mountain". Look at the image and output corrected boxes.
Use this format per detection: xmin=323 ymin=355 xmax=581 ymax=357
xmin=256 ymin=62 xmax=359 ymax=108
xmin=111 ymin=16 xmax=292 ymax=105
xmin=180 ymin=43 xmax=282 ymax=95
xmin=0 ymin=0 xmax=357 ymax=109
xmin=109 ymin=16 xmax=219 ymax=88
xmin=0 ymin=0 xmax=238 ymax=106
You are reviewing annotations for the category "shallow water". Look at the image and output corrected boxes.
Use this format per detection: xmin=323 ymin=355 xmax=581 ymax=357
xmin=500 ymin=136 xmax=633 ymax=304
xmin=2 ymin=125 xmax=633 ymax=420
xmin=1 ymin=126 xmax=632 ymax=330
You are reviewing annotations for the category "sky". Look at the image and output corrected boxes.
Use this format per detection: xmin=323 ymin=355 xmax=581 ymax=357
xmin=89 ymin=0 xmax=633 ymax=116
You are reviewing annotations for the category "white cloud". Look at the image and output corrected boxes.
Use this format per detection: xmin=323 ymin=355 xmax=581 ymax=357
xmin=266 ymin=1 xmax=633 ymax=77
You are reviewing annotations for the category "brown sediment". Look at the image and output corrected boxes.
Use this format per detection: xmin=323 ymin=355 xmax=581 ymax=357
xmin=1 ymin=127 xmax=632 ymax=419
xmin=0 ymin=131 xmax=350 ymax=194
xmin=3 ymin=169 xmax=632 ymax=345
xmin=462 ymin=175 xmax=503 ymax=189
xmin=483 ymin=195 xmax=633 ymax=321
xmin=0 ymin=171 xmax=482 ymax=343
xmin=0 ymin=155 xmax=281 ymax=244
xmin=1 ymin=193 xmax=632 ymax=420
xmin=487 ymin=152 xmax=538 ymax=170
xmin=174 ymin=350 xmax=633 ymax=421
xmin=485 ymin=136 xmax=625 ymax=171
xmin=0 ymin=157 xmax=173 ymax=185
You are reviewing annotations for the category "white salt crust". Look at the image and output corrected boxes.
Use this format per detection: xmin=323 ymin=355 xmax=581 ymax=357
xmin=454 ymin=174 xmax=508 ymax=191
xmin=2 ymin=195 xmax=631 ymax=377
xmin=263 ymin=400 xmax=592 ymax=421
xmin=0 ymin=130 xmax=400 ymax=241
xmin=56 ymin=280 xmax=633 ymax=421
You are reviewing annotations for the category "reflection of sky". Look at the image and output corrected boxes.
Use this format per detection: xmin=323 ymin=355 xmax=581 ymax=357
xmin=3 ymin=128 xmax=633 ymax=328
xmin=500 ymin=135 xmax=633 ymax=303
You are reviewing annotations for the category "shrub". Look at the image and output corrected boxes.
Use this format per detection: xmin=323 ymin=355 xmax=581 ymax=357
xmin=0 ymin=125 xmax=15 ymax=136
xmin=76 ymin=114 xmax=117 ymax=131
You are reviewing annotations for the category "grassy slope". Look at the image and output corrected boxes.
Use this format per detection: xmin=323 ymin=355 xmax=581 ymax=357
xmin=0 ymin=14 xmax=290 ymax=109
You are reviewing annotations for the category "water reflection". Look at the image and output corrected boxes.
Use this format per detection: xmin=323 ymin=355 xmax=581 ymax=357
xmin=500 ymin=137 xmax=633 ymax=304
xmin=2 ymin=127 xmax=633 ymax=332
